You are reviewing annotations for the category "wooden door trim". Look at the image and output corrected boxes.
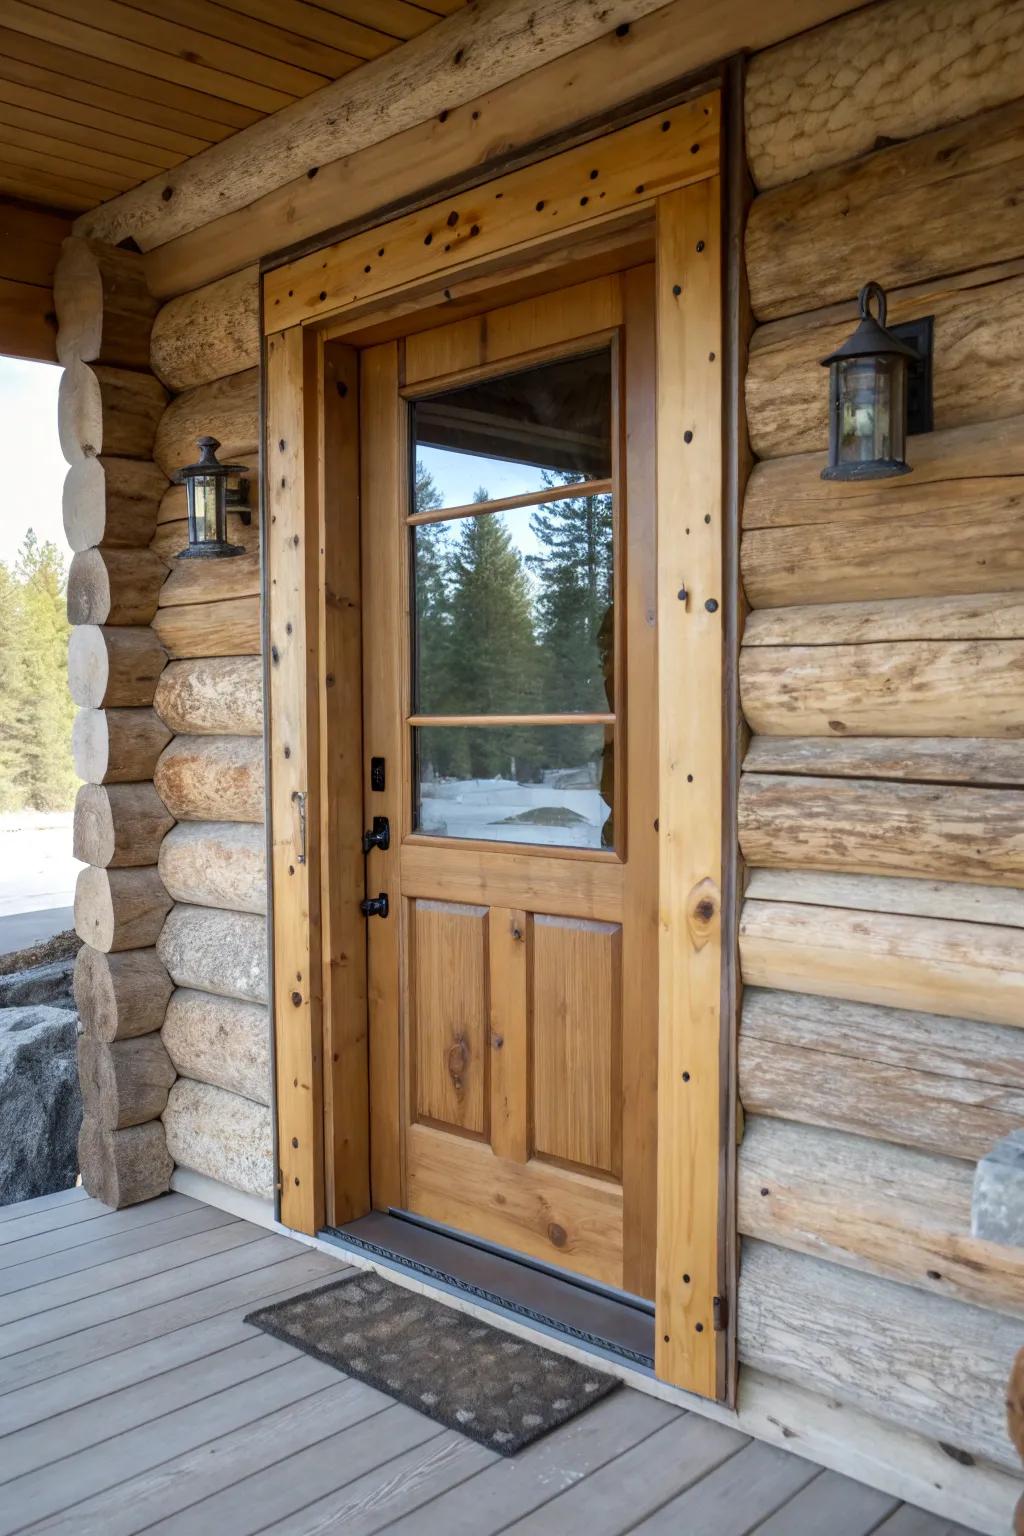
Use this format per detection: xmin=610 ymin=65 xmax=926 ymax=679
xmin=263 ymin=94 xmax=727 ymax=1399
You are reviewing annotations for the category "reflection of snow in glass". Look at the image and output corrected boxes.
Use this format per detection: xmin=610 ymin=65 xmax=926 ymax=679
xmin=418 ymin=775 xmax=610 ymax=850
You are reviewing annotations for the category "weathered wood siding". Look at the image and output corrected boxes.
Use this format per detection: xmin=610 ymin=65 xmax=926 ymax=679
xmin=740 ymin=0 xmax=1024 ymax=1490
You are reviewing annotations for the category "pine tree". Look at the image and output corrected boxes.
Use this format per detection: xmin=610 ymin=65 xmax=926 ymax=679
xmin=0 ymin=560 xmax=28 ymax=813
xmin=10 ymin=532 xmax=76 ymax=812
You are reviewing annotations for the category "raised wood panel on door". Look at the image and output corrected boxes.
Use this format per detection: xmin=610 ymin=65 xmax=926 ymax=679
xmin=532 ymin=916 xmax=622 ymax=1178
xmin=411 ymin=900 xmax=488 ymax=1137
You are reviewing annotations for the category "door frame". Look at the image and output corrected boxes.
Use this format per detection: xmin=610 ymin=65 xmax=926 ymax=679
xmin=262 ymin=87 xmax=729 ymax=1400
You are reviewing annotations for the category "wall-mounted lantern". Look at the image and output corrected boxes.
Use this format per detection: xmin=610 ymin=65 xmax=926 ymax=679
xmin=176 ymin=436 xmax=251 ymax=559
xmin=820 ymin=281 xmax=920 ymax=482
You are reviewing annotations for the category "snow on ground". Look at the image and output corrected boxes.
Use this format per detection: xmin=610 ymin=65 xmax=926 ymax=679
xmin=0 ymin=813 xmax=84 ymax=918
xmin=418 ymin=777 xmax=610 ymax=849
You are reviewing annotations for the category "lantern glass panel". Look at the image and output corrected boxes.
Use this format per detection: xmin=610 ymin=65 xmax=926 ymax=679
xmin=832 ymin=354 xmax=907 ymax=471
xmin=193 ymin=476 xmax=221 ymax=544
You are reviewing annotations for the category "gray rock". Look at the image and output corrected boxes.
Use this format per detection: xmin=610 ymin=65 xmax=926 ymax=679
xmin=972 ymin=1130 xmax=1024 ymax=1247
xmin=0 ymin=958 xmax=76 ymax=1011
xmin=0 ymin=1006 xmax=82 ymax=1206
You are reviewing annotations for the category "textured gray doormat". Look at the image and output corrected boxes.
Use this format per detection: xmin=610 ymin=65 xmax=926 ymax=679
xmin=245 ymin=1269 xmax=619 ymax=1454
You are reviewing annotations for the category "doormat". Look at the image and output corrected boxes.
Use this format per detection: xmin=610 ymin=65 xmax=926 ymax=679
xmin=245 ymin=1269 xmax=619 ymax=1455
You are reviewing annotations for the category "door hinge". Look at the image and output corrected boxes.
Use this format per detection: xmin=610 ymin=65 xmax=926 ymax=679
xmin=712 ymin=1293 xmax=728 ymax=1332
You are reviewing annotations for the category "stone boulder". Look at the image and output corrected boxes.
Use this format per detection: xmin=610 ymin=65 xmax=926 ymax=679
xmin=0 ymin=1006 xmax=82 ymax=1205
xmin=0 ymin=957 xmax=76 ymax=1011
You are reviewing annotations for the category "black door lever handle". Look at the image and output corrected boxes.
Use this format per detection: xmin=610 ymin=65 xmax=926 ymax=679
xmin=362 ymin=816 xmax=390 ymax=854
xmin=360 ymin=893 xmax=389 ymax=919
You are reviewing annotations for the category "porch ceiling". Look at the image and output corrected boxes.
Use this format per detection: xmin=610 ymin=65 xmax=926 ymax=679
xmin=0 ymin=0 xmax=466 ymax=216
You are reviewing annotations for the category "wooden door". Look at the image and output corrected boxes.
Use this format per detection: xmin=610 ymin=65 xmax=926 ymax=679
xmin=359 ymin=269 xmax=658 ymax=1297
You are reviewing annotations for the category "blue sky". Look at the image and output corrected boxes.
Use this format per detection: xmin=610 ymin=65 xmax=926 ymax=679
xmin=0 ymin=357 xmax=65 ymax=567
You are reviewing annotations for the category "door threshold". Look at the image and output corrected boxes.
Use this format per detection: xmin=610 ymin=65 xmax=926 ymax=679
xmin=321 ymin=1211 xmax=655 ymax=1369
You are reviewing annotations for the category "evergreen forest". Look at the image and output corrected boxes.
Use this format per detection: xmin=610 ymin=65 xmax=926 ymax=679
xmin=0 ymin=532 xmax=76 ymax=814
xmin=413 ymin=462 xmax=614 ymax=784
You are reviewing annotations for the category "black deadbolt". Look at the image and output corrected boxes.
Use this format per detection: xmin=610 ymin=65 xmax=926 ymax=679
xmin=360 ymin=893 xmax=389 ymax=919
xmin=362 ymin=816 xmax=390 ymax=854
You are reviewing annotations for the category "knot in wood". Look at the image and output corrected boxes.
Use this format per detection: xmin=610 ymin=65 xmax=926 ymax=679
xmin=547 ymin=1223 xmax=567 ymax=1248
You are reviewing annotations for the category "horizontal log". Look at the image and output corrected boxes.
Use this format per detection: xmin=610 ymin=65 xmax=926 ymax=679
xmin=73 ymin=782 xmax=174 ymax=869
xmin=62 ymin=456 xmax=166 ymax=552
xmin=74 ymin=865 xmax=172 ymax=954
xmin=157 ymin=903 xmax=268 ymax=1002
xmin=744 ymin=867 xmax=1024 ymax=932
xmin=744 ymin=593 xmax=1024 ymax=648
xmin=742 ymin=735 xmax=1024 ymax=788
xmin=747 ymin=99 xmax=1024 ymax=322
xmin=78 ymin=1033 xmax=175 ymax=1131
xmin=67 ymin=625 xmax=167 ymax=709
xmin=154 ymin=736 xmax=264 ymax=824
xmin=150 ymin=266 xmax=259 ymax=391
xmin=72 ymin=707 xmax=172 ymax=785
xmin=152 ymin=596 xmax=261 ymax=660
xmin=742 ymin=506 xmax=1024 ymax=609
xmin=154 ymin=655 xmax=263 ymax=736
xmin=58 ymin=357 xmax=167 ymax=464
xmin=54 ymin=236 xmax=159 ymax=369
xmin=74 ymin=945 xmax=172 ymax=1042
xmin=162 ymin=988 xmax=270 ymax=1104
xmin=162 ymin=1078 xmax=273 ymax=1199
xmin=78 ymin=1116 xmax=172 ymax=1209
xmin=745 ymin=0 xmax=1024 ymax=191
xmin=740 ymin=993 xmax=1024 ymax=1164
xmin=66 ymin=547 xmax=168 ymax=626
xmin=158 ymin=552 xmax=259 ymax=610
xmin=744 ymin=417 xmax=1024 ymax=529
xmin=150 ymin=512 xmax=257 ymax=564
xmin=738 ymin=1238 xmax=1021 ymax=1471
xmin=158 ymin=821 xmax=266 ymax=914
xmin=738 ymin=1116 xmax=1024 ymax=1319
xmin=152 ymin=368 xmax=258 ymax=481
xmin=739 ymin=901 xmax=1024 ymax=1028
xmin=740 ymin=641 xmax=1024 ymax=737
xmin=738 ymin=774 xmax=1024 ymax=887
xmin=743 ymin=986 xmax=1024 ymax=1091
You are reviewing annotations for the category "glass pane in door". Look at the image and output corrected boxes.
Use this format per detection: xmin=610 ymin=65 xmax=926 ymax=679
xmin=414 ymin=724 xmax=614 ymax=849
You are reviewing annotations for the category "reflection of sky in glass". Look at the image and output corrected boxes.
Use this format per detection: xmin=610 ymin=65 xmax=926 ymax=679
xmin=418 ymin=444 xmax=572 ymax=531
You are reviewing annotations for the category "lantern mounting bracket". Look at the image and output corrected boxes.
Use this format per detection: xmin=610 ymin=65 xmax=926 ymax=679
xmin=890 ymin=314 xmax=934 ymax=436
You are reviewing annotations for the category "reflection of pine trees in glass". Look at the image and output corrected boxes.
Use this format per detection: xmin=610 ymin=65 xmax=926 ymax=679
xmin=412 ymin=463 xmax=615 ymax=817
xmin=439 ymin=495 xmax=541 ymax=778
xmin=528 ymin=471 xmax=613 ymax=770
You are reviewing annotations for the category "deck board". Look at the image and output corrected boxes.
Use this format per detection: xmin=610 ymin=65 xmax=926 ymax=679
xmin=0 ymin=1191 xmax=989 ymax=1536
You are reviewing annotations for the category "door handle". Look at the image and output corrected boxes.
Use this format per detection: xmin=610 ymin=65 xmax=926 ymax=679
xmin=360 ymin=893 xmax=389 ymax=919
xmin=362 ymin=816 xmax=390 ymax=854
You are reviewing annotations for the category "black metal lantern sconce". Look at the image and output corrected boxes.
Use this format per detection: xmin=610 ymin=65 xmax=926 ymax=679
xmin=820 ymin=281 xmax=926 ymax=482
xmin=176 ymin=436 xmax=252 ymax=559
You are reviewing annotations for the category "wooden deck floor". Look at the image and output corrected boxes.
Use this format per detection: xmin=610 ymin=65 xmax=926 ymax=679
xmin=0 ymin=1187 xmax=984 ymax=1535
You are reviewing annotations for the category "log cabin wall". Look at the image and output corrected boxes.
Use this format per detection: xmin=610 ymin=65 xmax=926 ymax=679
xmin=148 ymin=293 xmax=272 ymax=1203
xmin=738 ymin=0 xmax=1024 ymax=1491
xmin=56 ymin=237 xmax=176 ymax=1208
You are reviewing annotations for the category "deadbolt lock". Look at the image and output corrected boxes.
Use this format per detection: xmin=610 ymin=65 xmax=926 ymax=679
xmin=360 ymin=892 xmax=389 ymax=919
xmin=362 ymin=816 xmax=390 ymax=854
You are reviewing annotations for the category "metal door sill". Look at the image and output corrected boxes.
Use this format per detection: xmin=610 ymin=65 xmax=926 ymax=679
xmin=320 ymin=1210 xmax=655 ymax=1370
